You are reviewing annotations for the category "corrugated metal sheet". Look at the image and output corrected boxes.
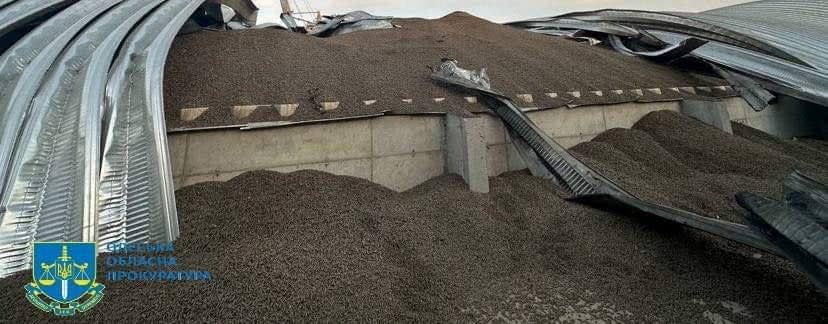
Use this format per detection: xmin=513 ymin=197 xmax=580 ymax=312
xmin=0 ymin=0 xmax=124 ymax=277
xmin=692 ymin=0 xmax=828 ymax=72
xmin=508 ymin=0 xmax=828 ymax=108
xmin=97 ymin=0 xmax=204 ymax=248
xmin=0 ymin=0 xmax=72 ymax=39
xmin=0 ymin=0 xmax=200 ymax=277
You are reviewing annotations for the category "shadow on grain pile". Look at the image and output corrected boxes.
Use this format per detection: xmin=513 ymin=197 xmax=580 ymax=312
xmin=2 ymin=169 xmax=826 ymax=321
xmin=571 ymin=110 xmax=828 ymax=225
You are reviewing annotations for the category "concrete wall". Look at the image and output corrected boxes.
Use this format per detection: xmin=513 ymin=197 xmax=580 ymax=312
xmin=170 ymin=116 xmax=444 ymax=191
xmin=485 ymin=101 xmax=682 ymax=176
xmin=170 ymin=98 xmax=822 ymax=191
xmin=725 ymin=96 xmax=827 ymax=139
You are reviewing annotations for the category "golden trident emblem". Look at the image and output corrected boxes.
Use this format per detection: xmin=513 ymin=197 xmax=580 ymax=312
xmin=37 ymin=245 xmax=91 ymax=299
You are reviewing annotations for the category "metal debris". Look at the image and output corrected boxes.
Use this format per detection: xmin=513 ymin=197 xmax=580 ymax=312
xmin=308 ymin=11 xmax=394 ymax=37
xmin=433 ymin=59 xmax=781 ymax=255
xmin=737 ymin=189 xmax=828 ymax=293
xmin=509 ymin=0 xmax=828 ymax=109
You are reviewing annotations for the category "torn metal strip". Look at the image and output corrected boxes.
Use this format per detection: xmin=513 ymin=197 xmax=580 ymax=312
xmin=98 ymin=0 xmax=205 ymax=247
xmin=507 ymin=18 xmax=640 ymax=37
xmin=309 ymin=11 xmax=394 ymax=37
xmin=570 ymin=194 xmax=782 ymax=255
xmin=650 ymin=30 xmax=828 ymax=107
xmin=784 ymin=170 xmax=828 ymax=227
xmin=431 ymin=59 xmax=622 ymax=197
xmin=737 ymin=192 xmax=828 ymax=292
xmin=505 ymin=127 xmax=556 ymax=182
xmin=555 ymin=9 xmax=806 ymax=66
xmin=608 ymin=34 xmax=707 ymax=62
xmin=711 ymin=65 xmax=776 ymax=111
xmin=433 ymin=59 xmax=780 ymax=255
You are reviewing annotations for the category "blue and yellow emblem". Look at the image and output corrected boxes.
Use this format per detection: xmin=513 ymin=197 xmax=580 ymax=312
xmin=25 ymin=242 xmax=105 ymax=316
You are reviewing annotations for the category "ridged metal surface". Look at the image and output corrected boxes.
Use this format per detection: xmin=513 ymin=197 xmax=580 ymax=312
xmin=0 ymin=0 xmax=71 ymax=39
xmin=506 ymin=18 xmax=640 ymax=37
xmin=0 ymin=0 xmax=164 ymax=278
xmin=0 ymin=0 xmax=18 ymax=9
xmin=608 ymin=34 xmax=706 ymax=61
xmin=510 ymin=1 xmax=828 ymax=108
xmin=434 ymin=60 xmax=781 ymax=255
xmin=554 ymin=9 xmax=804 ymax=66
xmin=737 ymin=192 xmax=828 ymax=291
xmin=784 ymin=170 xmax=828 ymax=227
xmin=488 ymin=99 xmax=598 ymax=196
xmin=650 ymin=30 xmax=828 ymax=107
xmin=692 ymin=0 xmax=828 ymax=72
xmin=0 ymin=0 xmax=123 ymax=277
xmin=98 ymin=0 xmax=204 ymax=247
xmin=431 ymin=60 xmax=603 ymax=196
xmin=711 ymin=65 xmax=775 ymax=112
xmin=0 ymin=0 xmax=109 ymax=196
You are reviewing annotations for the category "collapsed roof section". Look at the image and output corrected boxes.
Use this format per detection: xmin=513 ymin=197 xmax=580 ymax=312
xmin=507 ymin=0 xmax=828 ymax=111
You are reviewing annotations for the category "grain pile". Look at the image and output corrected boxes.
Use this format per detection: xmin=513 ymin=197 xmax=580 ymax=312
xmin=164 ymin=12 xmax=729 ymax=129
xmin=571 ymin=110 xmax=828 ymax=224
xmin=1 ymin=169 xmax=825 ymax=322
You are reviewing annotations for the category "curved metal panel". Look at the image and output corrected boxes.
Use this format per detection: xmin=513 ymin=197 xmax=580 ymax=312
xmin=0 ymin=0 xmax=72 ymax=39
xmin=0 ymin=0 xmax=18 ymax=9
xmin=0 ymin=0 xmax=119 ymax=195
xmin=98 ymin=0 xmax=204 ymax=247
xmin=507 ymin=18 xmax=641 ymax=37
xmin=555 ymin=9 xmax=807 ymax=67
xmin=0 ymin=0 xmax=164 ymax=278
xmin=693 ymin=0 xmax=828 ymax=73
xmin=651 ymin=30 xmax=828 ymax=107
xmin=608 ymin=34 xmax=707 ymax=61
xmin=0 ymin=0 xmax=124 ymax=277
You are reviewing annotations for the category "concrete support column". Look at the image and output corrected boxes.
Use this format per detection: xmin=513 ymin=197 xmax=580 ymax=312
xmin=445 ymin=113 xmax=490 ymax=193
xmin=680 ymin=99 xmax=733 ymax=134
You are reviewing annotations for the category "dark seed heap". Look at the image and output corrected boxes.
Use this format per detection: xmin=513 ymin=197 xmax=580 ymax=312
xmin=1 ymin=167 xmax=826 ymax=321
xmin=571 ymin=110 xmax=828 ymax=224
xmin=164 ymin=12 xmax=726 ymax=129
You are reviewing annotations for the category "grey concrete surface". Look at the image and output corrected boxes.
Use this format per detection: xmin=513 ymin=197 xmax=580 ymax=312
xmin=445 ymin=114 xmax=490 ymax=193
xmin=169 ymin=98 xmax=820 ymax=192
xmin=680 ymin=99 xmax=733 ymax=134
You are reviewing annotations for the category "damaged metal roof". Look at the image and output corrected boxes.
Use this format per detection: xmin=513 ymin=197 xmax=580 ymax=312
xmin=689 ymin=0 xmax=828 ymax=72
xmin=508 ymin=0 xmax=828 ymax=110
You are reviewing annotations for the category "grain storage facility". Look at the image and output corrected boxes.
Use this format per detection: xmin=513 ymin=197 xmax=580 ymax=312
xmin=0 ymin=0 xmax=827 ymax=321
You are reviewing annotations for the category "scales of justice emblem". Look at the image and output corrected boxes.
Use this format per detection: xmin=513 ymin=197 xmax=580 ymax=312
xmin=25 ymin=242 xmax=105 ymax=316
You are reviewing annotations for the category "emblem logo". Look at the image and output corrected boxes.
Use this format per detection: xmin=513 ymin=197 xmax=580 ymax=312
xmin=25 ymin=242 xmax=105 ymax=316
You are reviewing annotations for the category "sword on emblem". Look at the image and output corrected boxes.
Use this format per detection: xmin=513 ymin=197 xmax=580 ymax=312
xmin=56 ymin=246 xmax=74 ymax=300
xmin=61 ymin=279 xmax=69 ymax=300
